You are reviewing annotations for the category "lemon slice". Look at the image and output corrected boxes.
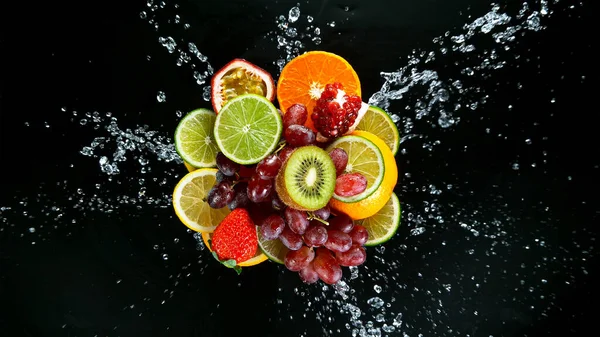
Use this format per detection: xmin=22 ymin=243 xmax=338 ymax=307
xmin=356 ymin=192 xmax=401 ymax=246
xmin=172 ymin=168 xmax=230 ymax=233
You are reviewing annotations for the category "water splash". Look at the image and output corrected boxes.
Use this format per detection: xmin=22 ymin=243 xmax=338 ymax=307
xmin=0 ymin=1 xmax=595 ymax=336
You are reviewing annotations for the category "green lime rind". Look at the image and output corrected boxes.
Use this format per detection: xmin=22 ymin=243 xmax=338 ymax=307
xmin=213 ymin=94 xmax=283 ymax=165
xmin=326 ymin=135 xmax=385 ymax=203
xmin=256 ymin=226 xmax=289 ymax=264
xmin=174 ymin=108 xmax=219 ymax=168
xmin=358 ymin=192 xmax=401 ymax=246
xmin=356 ymin=105 xmax=400 ymax=156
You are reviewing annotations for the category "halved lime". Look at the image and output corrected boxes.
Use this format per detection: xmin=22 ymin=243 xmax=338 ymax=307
xmin=355 ymin=105 xmax=400 ymax=155
xmin=356 ymin=192 xmax=401 ymax=246
xmin=174 ymin=109 xmax=219 ymax=168
xmin=213 ymin=94 xmax=282 ymax=165
xmin=326 ymin=135 xmax=385 ymax=203
xmin=257 ymin=226 xmax=289 ymax=264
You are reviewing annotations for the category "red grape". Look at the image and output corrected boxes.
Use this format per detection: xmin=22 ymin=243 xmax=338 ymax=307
xmin=349 ymin=225 xmax=369 ymax=246
xmin=260 ymin=214 xmax=286 ymax=240
xmin=285 ymin=125 xmax=316 ymax=147
xmin=313 ymin=247 xmax=342 ymax=285
xmin=298 ymin=261 xmax=319 ymax=284
xmin=238 ymin=164 xmax=256 ymax=178
xmin=283 ymin=104 xmax=308 ymax=128
xmin=324 ymin=230 xmax=352 ymax=253
xmin=303 ymin=222 xmax=328 ymax=247
xmin=335 ymin=244 xmax=366 ymax=266
xmin=284 ymin=208 xmax=309 ymax=235
xmin=256 ymin=154 xmax=282 ymax=180
xmin=328 ymin=213 xmax=354 ymax=233
xmin=279 ymin=226 xmax=303 ymax=250
xmin=207 ymin=180 xmax=234 ymax=209
xmin=247 ymin=174 xmax=273 ymax=203
xmin=278 ymin=146 xmax=296 ymax=163
xmin=227 ymin=182 xmax=250 ymax=210
xmin=216 ymin=152 xmax=240 ymax=176
xmin=271 ymin=194 xmax=285 ymax=211
xmin=329 ymin=148 xmax=348 ymax=176
xmin=284 ymin=246 xmax=315 ymax=271
xmin=335 ymin=172 xmax=367 ymax=197
xmin=312 ymin=206 xmax=331 ymax=221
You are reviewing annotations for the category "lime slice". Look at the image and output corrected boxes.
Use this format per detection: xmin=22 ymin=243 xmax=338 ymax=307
xmin=172 ymin=168 xmax=230 ymax=233
xmin=356 ymin=192 xmax=401 ymax=246
xmin=213 ymin=94 xmax=282 ymax=165
xmin=257 ymin=226 xmax=289 ymax=264
xmin=326 ymin=135 xmax=385 ymax=203
xmin=355 ymin=106 xmax=400 ymax=155
xmin=174 ymin=109 xmax=219 ymax=168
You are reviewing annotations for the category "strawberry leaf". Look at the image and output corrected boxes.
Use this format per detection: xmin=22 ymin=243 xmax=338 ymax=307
xmin=222 ymin=259 xmax=237 ymax=268
xmin=211 ymin=251 xmax=242 ymax=274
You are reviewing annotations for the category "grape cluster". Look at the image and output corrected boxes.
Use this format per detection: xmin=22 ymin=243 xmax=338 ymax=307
xmin=206 ymin=103 xmax=370 ymax=285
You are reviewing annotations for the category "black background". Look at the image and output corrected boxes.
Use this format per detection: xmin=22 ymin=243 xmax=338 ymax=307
xmin=1 ymin=0 xmax=598 ymax=336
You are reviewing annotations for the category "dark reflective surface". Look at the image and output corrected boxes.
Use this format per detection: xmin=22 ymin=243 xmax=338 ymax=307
xmin=1 ymin=0 xmax=597 ymax=336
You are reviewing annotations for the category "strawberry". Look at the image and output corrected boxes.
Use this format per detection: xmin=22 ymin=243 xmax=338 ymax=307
xmin=210 ymin=208 xmax=258 ymax=274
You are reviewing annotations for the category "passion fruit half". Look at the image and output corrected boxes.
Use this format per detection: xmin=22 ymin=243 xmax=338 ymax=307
xmin=210 ymin=59 xmax=276 ymax=113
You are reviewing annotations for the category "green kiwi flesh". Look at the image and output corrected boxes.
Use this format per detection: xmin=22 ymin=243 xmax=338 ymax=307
xmin=275 ymin=146 xmax=336 ymax=211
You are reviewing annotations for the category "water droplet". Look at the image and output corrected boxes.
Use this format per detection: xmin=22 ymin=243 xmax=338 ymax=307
xmin=157 ymin=91 xmax=166 ymax=102
xmin=140 ymin=11 xmax=147 ymax=19
xmin=328 ymin=21 xmax=336 ymax=27
xmin=288 ymin=6 xmax=300 ymax=23
xmin=162 ymin=253 xmax=169 ymax=260
xmin=366 ymin=297 xmax=384 ymax=308
xmin=28 ymin=227 xmax=35 ymax=233
xmin=512 ymin=163 xmax=520 ymax=170
xmin=525 ymin=138 xmax=532 ymax=144
xmin=158 ymin=36 xmax=177 ymax=53
xmin=373 ymin=285 xmax=382 ymax=293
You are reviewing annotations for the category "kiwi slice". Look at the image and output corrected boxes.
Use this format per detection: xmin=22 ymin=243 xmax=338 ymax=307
xmin=275 ymin=146 xmax=336 ymax=211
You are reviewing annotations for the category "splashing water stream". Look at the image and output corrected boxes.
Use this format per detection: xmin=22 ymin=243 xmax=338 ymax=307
xmin=0 ymin=0 xmax=595 ymax=336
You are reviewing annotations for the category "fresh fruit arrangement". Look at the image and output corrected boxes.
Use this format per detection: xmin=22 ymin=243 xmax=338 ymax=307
xmin=172 ymin=51 xmax=401 ymax=285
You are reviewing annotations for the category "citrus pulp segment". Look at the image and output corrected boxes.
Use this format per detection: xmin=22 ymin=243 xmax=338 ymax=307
xmin=356 ymin=192 xmax=401 ymax=246
xmin=213 ymin=94 xmax=283 ymax=165
xmin=172 ymin=168 xmax=230 ymax=233
xmin=355 ymin=105 xmax=400 ymax=155
xmin=326 ymin=135 xmax=385 ymax=203
xmin=174 ymin=109 xmax=219 ymax=168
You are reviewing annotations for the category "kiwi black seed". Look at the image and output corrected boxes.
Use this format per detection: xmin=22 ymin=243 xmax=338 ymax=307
xmin=275 ymin=146 xmax=336 ymax=211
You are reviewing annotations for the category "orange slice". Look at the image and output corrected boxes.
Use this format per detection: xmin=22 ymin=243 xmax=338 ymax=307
xmin=277 ymin=51 xmax=361 ymax=131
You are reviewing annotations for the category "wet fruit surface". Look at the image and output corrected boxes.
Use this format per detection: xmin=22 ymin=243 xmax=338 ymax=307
xmin=220 ymin=67 xmax=267 ymax=101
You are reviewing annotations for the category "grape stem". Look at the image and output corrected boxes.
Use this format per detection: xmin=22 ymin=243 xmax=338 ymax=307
xmin=306 ymin=211 xmax=329 ymax=225
xmin=274 ymin=140 xmax=287 ymax=153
